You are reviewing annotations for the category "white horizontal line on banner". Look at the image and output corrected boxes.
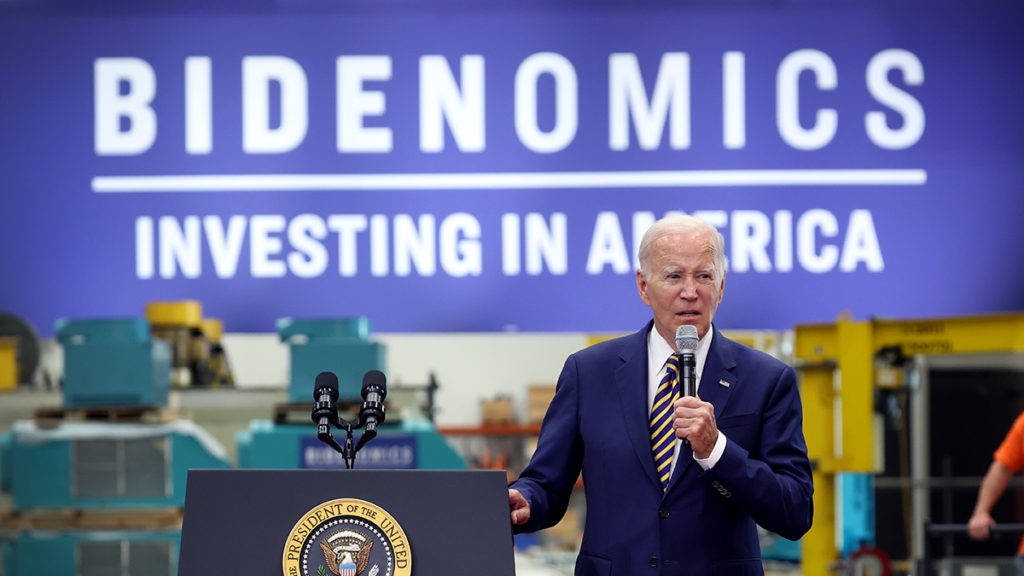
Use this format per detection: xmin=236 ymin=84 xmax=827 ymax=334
xmin=91 ymin=169 xmax=927 ymax=192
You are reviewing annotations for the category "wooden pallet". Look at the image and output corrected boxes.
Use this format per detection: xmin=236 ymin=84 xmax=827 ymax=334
xmin=0 ymin=507 xmax=183 ymax=531
xmin=33 ymin=405 xmax=171 ymax=427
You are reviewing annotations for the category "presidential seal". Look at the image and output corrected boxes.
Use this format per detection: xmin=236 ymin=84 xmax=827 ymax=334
xmin=283 ymin=499 xmax=411 ymax=576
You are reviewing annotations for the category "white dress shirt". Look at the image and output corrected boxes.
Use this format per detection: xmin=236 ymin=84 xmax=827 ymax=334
xmin=646 ymin=325 xmax=728 ymax=478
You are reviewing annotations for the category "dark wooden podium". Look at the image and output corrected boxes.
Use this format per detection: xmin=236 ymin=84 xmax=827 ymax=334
xmin=178 ymin=469 xmax=516 ymax=576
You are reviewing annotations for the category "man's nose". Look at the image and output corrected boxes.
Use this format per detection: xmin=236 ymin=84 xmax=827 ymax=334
xmin=678 ymin=278 xmax=698 ymax=299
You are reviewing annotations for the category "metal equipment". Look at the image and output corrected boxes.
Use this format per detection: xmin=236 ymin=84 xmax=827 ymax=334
xmin=1 ymin=420 xmax=229 ymax=509
xmin=0 ymin=420 xmax=229 ymax=576
xmin=146 ymin=301 xmax=233 ymax=388
xmin=55 ymin=318 xmax=171 ymax=408
xmin=3 ymin=530 xmax=183 ymax=576
xmin=277 ymin=316 xmax=386 ymax=402
xmin=0 ymin=312 xmax=41 ymax=389
xmin=794 ymin=312 xmax=1024 ymax=576
xmin=924 ymin=523 xmax=1024 ymax=576
xmin=0 ymin=309 xmax=233 ymax=576
xmin=235 ymin=418 xmax=466 ymax=470
xmin=238 ymin=317 xmax=465 ymax=471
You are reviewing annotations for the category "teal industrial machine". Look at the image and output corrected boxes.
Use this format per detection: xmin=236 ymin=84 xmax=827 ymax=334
xmin=236 ymin=418 xmax=466 ymax=470
xmin=55 ymin=318 xmax=171 ymax=407
xmin=0 ymin=317 xmax=229 ymax=576
xmin=235 ymin=317 xmax=466 ymax=471
xmin=2 ymin=420 xmax=228 ymax=509
xmin=0 ymin=422 xmax=230 ymax=576
xmin=277 ymin=316 xmax=387 ymax=403
xmin=4 ymin=531 xmax=183 ymax=576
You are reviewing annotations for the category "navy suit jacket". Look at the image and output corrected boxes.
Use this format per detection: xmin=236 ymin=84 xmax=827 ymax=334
xmin=510 ymin=322 xmax=813 ymax=576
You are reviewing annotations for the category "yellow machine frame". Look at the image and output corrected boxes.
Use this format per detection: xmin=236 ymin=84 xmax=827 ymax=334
xmin=795 ymin=312 xmax=1024 ymax=576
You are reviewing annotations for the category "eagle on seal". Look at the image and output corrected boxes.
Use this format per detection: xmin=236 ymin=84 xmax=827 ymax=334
xmin=319 ymin=530 xmax=373 ymax=576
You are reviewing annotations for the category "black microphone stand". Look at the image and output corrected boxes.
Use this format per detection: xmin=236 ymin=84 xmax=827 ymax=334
xmin=337 ymin=418 xmax=360 ymax=470
xmin=311 ymin=399 xmax=384 ymax=470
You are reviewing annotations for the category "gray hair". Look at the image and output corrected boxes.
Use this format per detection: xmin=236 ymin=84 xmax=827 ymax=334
xmin=637 ymin=214 xmax=727 ymax=280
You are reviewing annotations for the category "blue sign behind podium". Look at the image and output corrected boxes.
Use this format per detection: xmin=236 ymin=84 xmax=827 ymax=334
xmin=301 ymin=436 xmax=418 ymax=470
xmin=1 ymin=0 xmax=1023 ymax=334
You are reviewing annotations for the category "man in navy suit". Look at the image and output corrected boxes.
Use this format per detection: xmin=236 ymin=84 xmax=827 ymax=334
xmin=508 ymin=215 xmax=813 ymax=575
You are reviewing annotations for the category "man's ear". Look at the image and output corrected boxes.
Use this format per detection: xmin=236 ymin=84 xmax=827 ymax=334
xmin=636 ymin=269 xmax=652 ymax=306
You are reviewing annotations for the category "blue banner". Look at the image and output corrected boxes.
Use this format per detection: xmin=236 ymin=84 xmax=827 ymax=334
xmin=1 ymin=0 xmax=1022 ymax=334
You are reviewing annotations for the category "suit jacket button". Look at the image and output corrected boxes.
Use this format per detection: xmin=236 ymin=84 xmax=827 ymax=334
xmin=649 ymin=557 xmax=659 ymax=567
xmin=712 ymin=481 xmax=721 ymax=488
xmin=659 ymin=508 xmax=670 ymax=518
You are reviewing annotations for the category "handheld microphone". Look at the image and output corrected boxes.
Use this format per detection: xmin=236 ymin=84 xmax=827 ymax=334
xmin=311 ymin=371 xmax=340 ymax=443
xmin=358 ymin=370 xmax=387 ymax=434
xmin=675 ymin=325 xmax=698 ymax=397
xmin=675 ymin=325 xmax=699 ymax=446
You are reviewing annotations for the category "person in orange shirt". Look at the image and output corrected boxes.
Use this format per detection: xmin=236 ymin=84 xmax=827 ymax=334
xmin=969 ymin=411 xmax=1024 ymax=572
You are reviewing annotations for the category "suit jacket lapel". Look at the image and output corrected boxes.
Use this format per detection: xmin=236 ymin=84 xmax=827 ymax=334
xmin=696 ymin=325 xmax=737 ymax=422
xmin=666 ymin=325 xmax=737 ymax=492
xmin=614 ymin=321 xmax=661 ymax=488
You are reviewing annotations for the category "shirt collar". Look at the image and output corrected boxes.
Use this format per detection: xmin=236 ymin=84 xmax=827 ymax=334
xmin=648 ymin=324 xmax=714 ymax=370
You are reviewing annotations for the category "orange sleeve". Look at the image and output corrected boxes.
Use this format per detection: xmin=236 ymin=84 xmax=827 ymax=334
xmin=994 ymin=412 xmax=1024 ymax=473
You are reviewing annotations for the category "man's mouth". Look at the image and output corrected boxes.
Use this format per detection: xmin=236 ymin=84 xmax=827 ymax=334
xmin=677 ymin=311 xmax=700 ymax=317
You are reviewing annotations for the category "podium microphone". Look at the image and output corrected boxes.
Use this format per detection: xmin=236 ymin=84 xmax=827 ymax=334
xmin=359 ymin=370 xmax=387 ymax=431
xmin=353 ymin=370 xmax=387 ymax=452
xmin=675 ymin=325 xmax=699 ymax=446
xmin=311 ymin=371 xmax=342 ymax=450
xmin=310 ymin=369 xmax=388 ymax=465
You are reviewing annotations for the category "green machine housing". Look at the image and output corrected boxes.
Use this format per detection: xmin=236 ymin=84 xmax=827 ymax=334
xmin=277 ymin=317 xmax=385 ymax=403
xmin=55 ymin=318 xmax=171 ymax=408
xmin=239 ymin=317 xmax=466 ymax=471
xmin=0 ymin=421 xmax=230 ymax=576
xmin=0 ymin=420 xmax=229 ymax=509
xmin=235 ymin=419 xmax=466 ymax=470
xmin=3 ymin=531 xmax=182 ymax=576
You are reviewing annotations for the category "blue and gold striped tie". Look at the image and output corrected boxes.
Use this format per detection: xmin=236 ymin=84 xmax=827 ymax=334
xmin=650 ymin=354 xmax=680 ymax=491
